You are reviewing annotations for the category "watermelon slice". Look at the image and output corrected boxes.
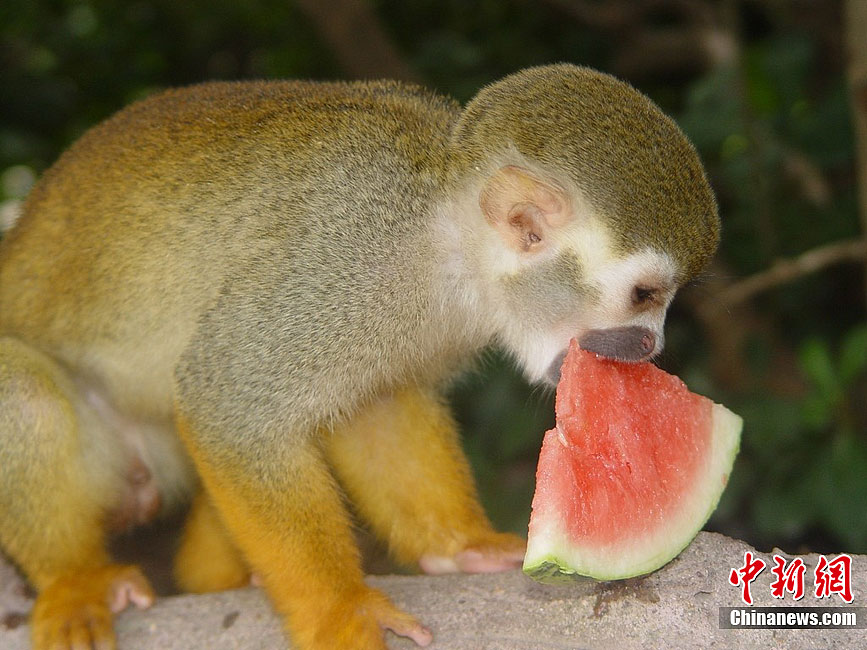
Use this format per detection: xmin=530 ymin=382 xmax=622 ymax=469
xmin=523 ymin=340 xmax=742 ymax=582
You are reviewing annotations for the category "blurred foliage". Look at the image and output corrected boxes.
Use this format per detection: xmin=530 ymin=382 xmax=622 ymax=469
xmin=1 ymin=0 xmax=865 ymax=554
xmin=738 ymin=325 xmax=867 ymax=551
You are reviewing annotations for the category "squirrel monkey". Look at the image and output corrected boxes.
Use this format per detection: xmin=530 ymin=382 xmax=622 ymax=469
xmin=0 ymin=64 xmax=718 ymax=649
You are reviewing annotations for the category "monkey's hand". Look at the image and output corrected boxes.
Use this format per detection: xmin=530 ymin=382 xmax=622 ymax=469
xmin=31 ymin=564 xmax=154 ymax=650
xmin=332 ymin=587 xmax=432 ymax=648
xmin=418 ymin=531 xmax=526 ymax=575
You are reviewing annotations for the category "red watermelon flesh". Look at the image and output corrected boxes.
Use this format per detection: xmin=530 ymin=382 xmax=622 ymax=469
xmin=523 ymin=340 xmax=742 ymax=582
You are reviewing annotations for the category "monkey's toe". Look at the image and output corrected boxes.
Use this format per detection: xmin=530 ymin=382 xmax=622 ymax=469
xmin=362 ymin=588 xmax=432 ymax=647
xmin=420 ymin=531 xmax=526 ymax=574
xmin=31 ymin=565 xmax=154 ymax=650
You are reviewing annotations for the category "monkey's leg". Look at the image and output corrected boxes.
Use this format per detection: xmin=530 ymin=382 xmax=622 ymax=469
xmin=175 ymin=412 xmax=433 ymax=650
xmin=323 ymin=386 xmax=526 ymax=574
xmin=174 ymin=489 xmax=251 ymax=592
xmin=0 ymin=337 xmax=154 ymax=650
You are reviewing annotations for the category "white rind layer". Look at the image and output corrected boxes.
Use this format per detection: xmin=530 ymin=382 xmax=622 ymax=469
xmin=523 ymin=401 xmax=742 ymax=582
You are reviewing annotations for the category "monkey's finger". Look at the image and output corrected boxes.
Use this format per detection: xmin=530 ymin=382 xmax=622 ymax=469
xmin=78 ymin=609 xmax=115 ymax=650
xmin=37 ymin=605 xmax=115 ymax=650
xmin=365 ymin=589 xmax=433 ymax=647
xmin=379 ymin=612 xmax=433 ymax=647
xmin=420 ymin=550 xmax=523 ymax=574
xmin=107 ymin=566 xmax=155 ymax=613
xmin=457 ymin=532 xmax=527 ymax=573
xmin=420 ymin=531 xmax=527 ymax=574
xmin=454 ymin=548 xmax=525 ymax=573
xmin=32 ymin=588 xmax=118 ymax=650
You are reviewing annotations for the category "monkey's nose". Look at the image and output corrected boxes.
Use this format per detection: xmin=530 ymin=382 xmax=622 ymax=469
xmin=640 ymin=331 xmax=655 ymax=355
xmin=578 ymin=326 xmax=657 ymax=362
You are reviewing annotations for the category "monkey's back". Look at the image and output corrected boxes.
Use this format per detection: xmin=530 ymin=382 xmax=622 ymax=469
xmin=0 ymin=80 xmax=461 ymax=420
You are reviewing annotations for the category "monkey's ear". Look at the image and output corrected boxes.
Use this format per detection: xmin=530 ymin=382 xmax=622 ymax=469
xmin=479 ymin=166 xmax=572 ymax=254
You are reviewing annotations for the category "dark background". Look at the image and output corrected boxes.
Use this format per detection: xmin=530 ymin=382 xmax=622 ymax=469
xmin=2 ymin=0 xmax=866 ymax=558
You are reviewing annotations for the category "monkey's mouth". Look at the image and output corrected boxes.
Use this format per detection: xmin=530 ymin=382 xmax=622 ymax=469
xmin=543 ymin=326 xmax=658 ymax=385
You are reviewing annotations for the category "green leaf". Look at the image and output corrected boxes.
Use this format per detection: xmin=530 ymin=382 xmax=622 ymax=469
xmin=818 ymin=434 xmax=867 ymax=552
xmin=802 ymin=394 xmax=832 ymax=430
xmin=799 ymin=338 xmax=841 ymax=402
xmin=839 ymin=325 xmax=867 ymax=386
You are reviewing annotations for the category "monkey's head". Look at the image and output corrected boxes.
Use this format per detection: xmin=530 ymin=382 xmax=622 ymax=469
xmin=448 ymin=64 xmax=719 ymax=385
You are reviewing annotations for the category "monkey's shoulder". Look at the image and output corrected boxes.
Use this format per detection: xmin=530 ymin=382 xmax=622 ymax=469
xmin=92 ymin=79 xmax=456 ymax=147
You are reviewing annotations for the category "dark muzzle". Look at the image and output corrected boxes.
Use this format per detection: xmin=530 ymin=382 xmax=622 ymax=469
xmin=578 ymin=326 xmax=656 ymax=362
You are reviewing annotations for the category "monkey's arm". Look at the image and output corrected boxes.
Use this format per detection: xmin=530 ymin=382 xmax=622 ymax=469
xmin=323 ymin=386 xmax=525 ymax=574
xmin=173 ymin=409 xmax=432 ymax=649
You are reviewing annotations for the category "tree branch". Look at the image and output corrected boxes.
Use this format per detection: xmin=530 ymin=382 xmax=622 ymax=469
xmin=534 ymin=0 xmax=641 ymax=29
xmin=295 ymin=0 xmax=420 ymax=83
xmin=715 ymin=239 xmax=867 ymax=307
xmin=844 ymin=0 xmax=867 ymax=308
xmin=537 ymin=0 xmax=733 ymax=77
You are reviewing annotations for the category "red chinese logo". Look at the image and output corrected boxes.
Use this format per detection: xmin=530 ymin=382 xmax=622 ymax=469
xmin=729 ymin=551 xmax=766 ymax=605
xmin=729 ymin=552 xmax=854 ymax=604
xmin=769 ymin=555 xmax=806 ymax=600
xmin=814 ymin=554 xmax=853 ymax=603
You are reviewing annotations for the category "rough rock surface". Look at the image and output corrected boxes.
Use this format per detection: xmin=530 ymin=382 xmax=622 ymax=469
xmin=2 ymin=532 xmax=864 ymax=649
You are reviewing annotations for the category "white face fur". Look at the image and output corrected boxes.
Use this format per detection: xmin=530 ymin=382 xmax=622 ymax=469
xmin=444 ymin=163 xmax=681 ymax=386
xmin=489 ymin=220 xmax=678 ymax=385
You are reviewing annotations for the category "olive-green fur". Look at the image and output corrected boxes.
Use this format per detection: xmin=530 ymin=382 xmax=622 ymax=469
xmin=450 ymin=64 xmax=719 ymax=282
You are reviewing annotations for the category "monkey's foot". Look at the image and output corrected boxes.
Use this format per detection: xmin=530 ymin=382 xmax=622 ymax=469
xmin=419 ymin=531 xmax=526 ymax=574
xmin=304 ymin=587 xmax=432 ymax=649
xmin=364 ymin=588 xmax=433 ymax=647
xmin=31 ymin=564 xmax=154 ymax=650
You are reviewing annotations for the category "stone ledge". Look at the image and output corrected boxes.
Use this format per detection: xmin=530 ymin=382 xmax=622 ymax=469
xmin=2 ymin=532 xmax=863 ymax=649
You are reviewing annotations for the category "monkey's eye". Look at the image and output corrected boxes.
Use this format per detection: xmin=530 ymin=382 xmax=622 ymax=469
xmin=631 ymin=285 xmax=658 ymax=307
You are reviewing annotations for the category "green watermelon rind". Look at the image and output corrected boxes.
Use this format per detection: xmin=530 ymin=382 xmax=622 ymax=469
xmin=522 ymin=401 xmax=742 ymax=583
